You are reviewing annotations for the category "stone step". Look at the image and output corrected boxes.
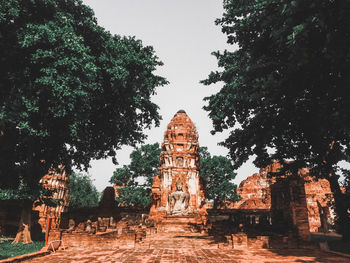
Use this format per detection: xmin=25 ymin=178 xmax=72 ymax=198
xmin=160 ymin=220 xmax=198 ymax=225
xmin=161 ymin=217 xmax=201 ymax=225
xmin=158 ymin=225 xmax=195 ymax=233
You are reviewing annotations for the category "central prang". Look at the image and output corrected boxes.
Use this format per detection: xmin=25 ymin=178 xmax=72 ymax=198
xmin=149 ymin=110 xmax=206 ymax=223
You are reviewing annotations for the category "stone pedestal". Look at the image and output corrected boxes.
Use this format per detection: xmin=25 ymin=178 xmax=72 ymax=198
xmin=158 ymin=215 xmax=204 ymax=232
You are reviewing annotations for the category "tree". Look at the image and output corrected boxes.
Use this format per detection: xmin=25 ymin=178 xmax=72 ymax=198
xmin=203 ymin=0 xmax=350 ymax=238
xmin=68 ymin=172 xmax=99 ymax=209
xmin=0 ymin=0 xmax=167 ymax=239
xmin=110 ymin=143 xmax=161 ymax=208
xmin=114 ymin=186 xmax=151 ymax=209
xmin=199 ymin=147 xmax=240 ymax=208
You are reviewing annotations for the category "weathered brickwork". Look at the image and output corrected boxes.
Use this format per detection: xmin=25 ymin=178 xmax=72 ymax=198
xmin=33 ymin=166 xmax=69 ymax=231
xmin=304 ymin=174 xmax=334 ymax=232
xmin=230 ymin=161 xmax=335 ymax=239
xmin=149 ymin=110 xmax=207 ymax=228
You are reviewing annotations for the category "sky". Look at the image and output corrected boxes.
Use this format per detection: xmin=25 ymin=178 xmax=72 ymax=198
xmin=81 ymin=0 xmax=259 ymax=192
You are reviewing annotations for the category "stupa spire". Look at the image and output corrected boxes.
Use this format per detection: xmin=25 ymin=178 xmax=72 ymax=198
xmin=149 ymin=110 xmax=206 ymax=225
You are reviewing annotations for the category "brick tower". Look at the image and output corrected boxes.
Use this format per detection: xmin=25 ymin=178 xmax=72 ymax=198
xmin=149 ymin=110 xmax=207 ymax=229
xmin=33 ymin=166 xmax=70 ymax=231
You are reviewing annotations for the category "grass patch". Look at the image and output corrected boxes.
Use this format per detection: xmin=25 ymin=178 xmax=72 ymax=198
xmin=0 ymin=238 xmax=45 ymax=260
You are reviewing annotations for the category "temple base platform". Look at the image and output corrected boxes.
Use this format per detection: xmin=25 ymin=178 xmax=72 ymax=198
xmin=154 ymin=214 xmax=206 ymax=233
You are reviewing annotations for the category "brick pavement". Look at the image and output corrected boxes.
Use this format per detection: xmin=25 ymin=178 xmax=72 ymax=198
xmin=23 ymin=232 xmax=350 ymax=263
xmin=24 ymin=247 xmax=350 ymax=263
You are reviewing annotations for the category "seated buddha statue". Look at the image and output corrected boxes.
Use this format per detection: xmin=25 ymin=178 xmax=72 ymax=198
xmin=169 ymin=180 xmax=190 ymax=215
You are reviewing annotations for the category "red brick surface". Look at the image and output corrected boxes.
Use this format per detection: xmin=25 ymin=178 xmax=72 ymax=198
xmin=23 ymin=247 xmax=349 ymax=263
xmin=22 ymin=232 xmax=350 ymax=263
xmin=33 ymin=166 xmax=69 ymax=231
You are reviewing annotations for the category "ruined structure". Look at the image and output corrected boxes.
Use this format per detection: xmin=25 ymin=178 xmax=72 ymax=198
xmin=33 ymin=166 xmax=70 ymax=231
xmin=228 ymin=161 xmax=335 ymax=240
xmin=303 ymin=172 xmax=335 ymax=232
xmin=149 ymin=110 xmax=207 ymax=228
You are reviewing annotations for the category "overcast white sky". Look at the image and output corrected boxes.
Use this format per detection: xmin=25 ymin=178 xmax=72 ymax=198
xmin=81 ymin=0 xmax=259 ymax=191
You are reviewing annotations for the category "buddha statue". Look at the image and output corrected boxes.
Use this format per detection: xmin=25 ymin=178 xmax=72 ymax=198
xmin=169 ymin=180 xmax=190 ymax=215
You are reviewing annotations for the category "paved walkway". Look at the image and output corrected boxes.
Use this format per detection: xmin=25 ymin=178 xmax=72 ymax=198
xmin=23 ymin=232 xmax=350 ymax=263
xmin=24 ymin=247 xmax=350 ymax=263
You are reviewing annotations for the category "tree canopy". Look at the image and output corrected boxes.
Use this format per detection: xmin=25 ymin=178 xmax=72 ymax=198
xmin=203 ymin=0 xmax=350 ymax=238
xmin=199 ymin=147 xmax=240 ymax=208
xmin=113 ymin=186 xmax=151 ymax=210
xmin=0 ymin=0 xmax=167 ymax=199
xmin=68 ymin=172 xmax=100 ymax=209
xmin=109 ymin=143 xmax=161 ymax=208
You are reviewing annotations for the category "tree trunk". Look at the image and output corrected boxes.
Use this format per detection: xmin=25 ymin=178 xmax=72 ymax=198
xmin=12 ymin=200 xmax=33 ymax=244
xmin=327 ymin=172 xmax=350 ymax=241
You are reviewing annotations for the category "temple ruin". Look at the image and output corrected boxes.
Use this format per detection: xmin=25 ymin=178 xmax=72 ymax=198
xmin=33 ymin=166 xmax=70 ymax=231
xmin=1 ymin=110 xmax=341 ymax=251
xmin=221 ymin=161 xmax=336 ymax=241
xmin=149 ymin=110 xmax=207 ymax=230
